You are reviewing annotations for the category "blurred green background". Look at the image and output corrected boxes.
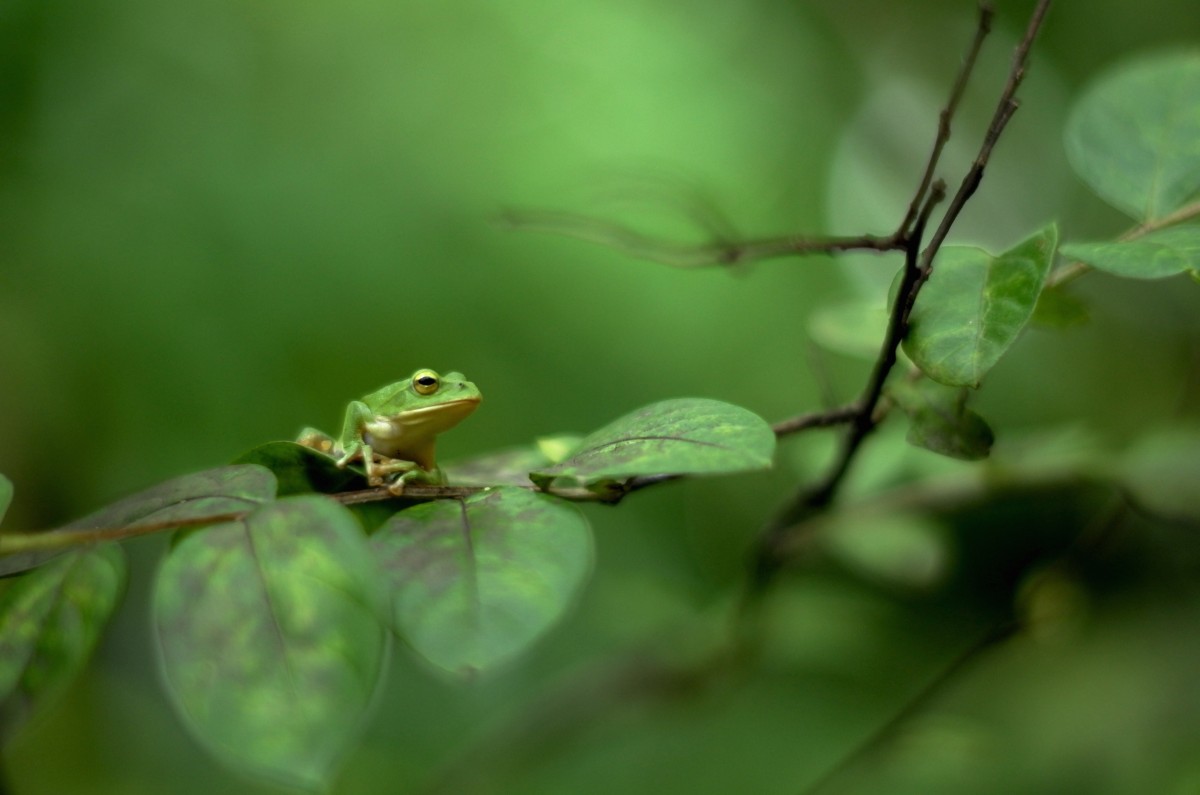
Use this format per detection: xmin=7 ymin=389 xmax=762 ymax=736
xmin=2 ymin=0 xmax=1199 ymax=792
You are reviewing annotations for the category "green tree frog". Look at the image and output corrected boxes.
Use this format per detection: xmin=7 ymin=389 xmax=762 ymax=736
xmin=297 ymin=369 xmax=481 ymax=493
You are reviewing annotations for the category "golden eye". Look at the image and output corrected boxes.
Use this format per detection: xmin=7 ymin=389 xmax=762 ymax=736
xmin=412 ymin=369 xmax=440 ymax=395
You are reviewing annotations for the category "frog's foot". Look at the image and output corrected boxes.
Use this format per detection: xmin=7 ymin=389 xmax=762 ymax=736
xmin=371 ymin=457 xmax=418 ymax=489
xmin=296 ymin=428 xmax=339 ymax=456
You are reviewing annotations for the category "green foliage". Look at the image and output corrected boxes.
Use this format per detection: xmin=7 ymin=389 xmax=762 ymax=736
xmin=153 ymin=496 xmax=387 ymax=790
xmin=0 ymin=474 xmax=10 ymax=525
xmin=1064 ymin=52 xmax=1200 ymax=222
xmin=2 ymin=12 xmax=1199 ymax=795
xmin=905 ymin=225 xmax=1058 ymax=387
xmin=370 ymin=487 xmax=592 ymax=674
xmin=1116 ymin=428 xmax=1200 ymax=521
xmin=1061 ymin=225 xmax=1200 ymax=279
xmin=0 ymin=544 xmax=126 ymax=741
xmin=890 ymin=380 xmax=994 ymax=461
xmin=1030 ymin=284 xmax=1090 ymax=328
xmin=530 ymin=398 xmax=776 ymax=489
xmin=808 ymin=300 xmax=889 ymax=359
xmin=822 ymin=511 xmax=948 ymax=590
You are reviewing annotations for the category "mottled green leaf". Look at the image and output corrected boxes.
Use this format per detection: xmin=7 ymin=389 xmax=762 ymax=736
xmin=0 ymin=474 xmax=11 ymax=526
xmin=1116 ymin=428 xmax=1200 ymax=520
xmin=371 ymin=487 xmax=592 ymax=674
xmin=808 ymin=300 xmax=888 ymax=359
xmin=905 ymin=225 xmax=1058 ymax=387
xmin=890 ymin=381 xmax=994 ymax=461
xmin=234 ymin=441 xmax=365 ymax=496
xmin=1061 ymin=225 xmax=1200 ymax=280
xmin=154 ymin=496 xmax=386 ymax=789
xmin=0 ymin=465 xmax=277 ymax=577
xmin=823 ymin=512 xmax=949 ymax=590
xmin=0 ymin=544 xmax=126 ymax=740
xmin=1065 ymin=52 xmax=1200 ymax=221
xmin=529 ymin=398 xmax=775 ymax=488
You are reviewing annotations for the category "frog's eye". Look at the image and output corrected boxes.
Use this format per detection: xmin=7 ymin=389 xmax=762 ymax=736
xmin=412 ymin=369 xmax=440 ymax=395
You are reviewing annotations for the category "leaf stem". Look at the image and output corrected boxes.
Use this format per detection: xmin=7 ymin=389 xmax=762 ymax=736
xmin=498 ymin=209 xmax=903 ymax=268
xmin=1046 ymin=197 xmax=1200 ymax=288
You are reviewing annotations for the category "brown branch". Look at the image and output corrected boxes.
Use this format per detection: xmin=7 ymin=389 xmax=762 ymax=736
xmin=915 ymin=0 xmax=1052 ymax=282
xmin=750 ymin=0 xmax=1053 ymax=591
xmin=498 ymin=209 xmax=903 ymax=268
xmin=896 ymin=2 xmax=995 ymax=238
xmin=772 ymin=404 xmax=860 ymax=436
xmin=0 ymin=512 xmax=249 ymax=557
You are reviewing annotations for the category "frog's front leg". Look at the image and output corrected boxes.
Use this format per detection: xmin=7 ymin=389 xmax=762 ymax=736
xmin=335 ymin=400 xmax=376 ymax=472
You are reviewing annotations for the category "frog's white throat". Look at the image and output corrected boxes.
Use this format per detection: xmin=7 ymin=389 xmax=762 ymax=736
xmin=364 ymin=398 xmax=479 ymax=443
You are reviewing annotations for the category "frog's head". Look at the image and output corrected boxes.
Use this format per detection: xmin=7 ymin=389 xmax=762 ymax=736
xmin=389 ymin=368 xmax=482 ymax=433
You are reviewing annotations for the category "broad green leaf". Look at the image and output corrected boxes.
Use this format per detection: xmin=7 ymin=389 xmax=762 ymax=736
xmin=890 ymin=381 xmax=994 ymax=461
xmin=529 ymin=398 xmax=775 ymax=488
xmin=0 ymin=474 xmax=11 ymax=525
xmin=822 ymin=512 xmax=949 ymax=590
xmin=1116 ymin=428 xmax=1200 ymax=520
xmin=808 ymin=300 xmax=888 ymax=359
xmin=154 ymin=496 xmax=386 ymax=789
xmin=234 ymin=441 xmax=365 ymax=496
xmin=905 ymin=225 xmax=1058 ymax=387
xmin=0 ymin=465 xmax=277 ymax=577
xmin=1030 ymin=284 xmax=1090 ymax=328
xmin=371 ymin=487 xmax=592 ymax=674
xmin=0 ymin=544 xmax=126 ymax=740
xmin=1060 ymin=225 xmax=1200 ymax=280
xmin=1065 ymin=52 xmax=1200 ymax=221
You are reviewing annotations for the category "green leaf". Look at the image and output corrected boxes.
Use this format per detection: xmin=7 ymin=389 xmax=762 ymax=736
xmin=0 ymin=474 xmax=11 ymax=526
xmin=0 ymin=465 xmax=278 ymax=577
xmin=370 ymin=487 xmax=592 ymax=674
xmin=153 ymin=496 xmax=386 ymax=790
xmin=0 ymin=544 xmax=126 ymax=740
xmin=904 ymin=224 xmax=1058 ymax=387
xmin=1061 ymin=224 xmax=1200 ymax=280
xmin=529 ymin=398 xmax=775 ymax=488
xmin=808 ymin=300 xmax=888 ymax=359
xmin=890 ymin=381 xmax=994 ymax=461
xmin=1064 ymin=52 xmax=1200 ymax=222
xmin=234 ymin=441 xmax=365 ymax=496
xmin=1116 ymin=428 xmax=1200 ymax=521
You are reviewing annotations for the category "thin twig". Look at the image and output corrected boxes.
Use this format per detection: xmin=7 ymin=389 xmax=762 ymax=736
xmin=772 ymin=404 xmax=860 ymax=436
xmin=0 ymin=512 xmax=249 ymax=555
xmin=799 ymin=621 xmax=1019 ymax=795
xmin=804 ymin=182 xmax=946 ymax=511
xmin=915 ymin=0 xmax=1052 ymax=281
xmin=498 ymin=209 xmax=903 ymax=268
xmin=897 ymin=2 xmax=995 ymax=238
